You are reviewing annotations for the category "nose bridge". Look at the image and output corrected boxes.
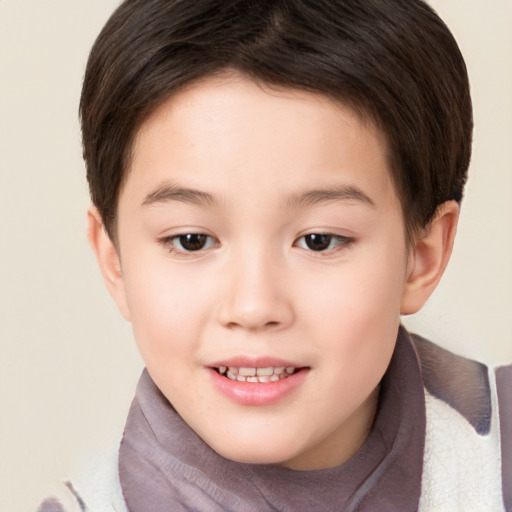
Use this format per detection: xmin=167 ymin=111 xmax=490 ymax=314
xmin=217 ymin=242 xmax=294 ymax=331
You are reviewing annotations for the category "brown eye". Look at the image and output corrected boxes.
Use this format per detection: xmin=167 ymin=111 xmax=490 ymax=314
xmin=304 ymin=233 xmax=332 ymax=251
xmin=158 ymin=233 xmax=218 ymax=255
xmin=177 ymin=233 xmax=209 ymax=251
xmin=295 ymin=233 xmax=354 ymax=252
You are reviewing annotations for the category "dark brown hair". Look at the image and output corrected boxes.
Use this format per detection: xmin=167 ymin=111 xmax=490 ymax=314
xmin=80 ymin=0 xmax=472 ymax=241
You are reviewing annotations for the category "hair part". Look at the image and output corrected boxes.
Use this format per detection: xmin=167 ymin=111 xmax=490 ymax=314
xmin=80 ymin=0 xmax=472 ymax=243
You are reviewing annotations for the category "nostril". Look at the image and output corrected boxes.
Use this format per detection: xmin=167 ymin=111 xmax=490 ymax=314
xmin=224 ymin=319 xmax=282 ymax=330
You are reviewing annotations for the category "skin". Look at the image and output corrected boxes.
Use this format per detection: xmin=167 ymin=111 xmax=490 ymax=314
xmin=89 ymin=73 xmax=459 ymax=470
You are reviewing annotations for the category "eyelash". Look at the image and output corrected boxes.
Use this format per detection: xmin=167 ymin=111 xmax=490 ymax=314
xmin=158 ymin=233 xmax=219 ymax=255
xmin=158 ymin=232 xmax=354 ymax=256
xmin=294 ymin=233 xmax=354 ymax=253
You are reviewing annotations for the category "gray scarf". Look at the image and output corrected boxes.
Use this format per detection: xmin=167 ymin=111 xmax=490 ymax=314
xmin=119 ymin=328 xmax=425 ymax=511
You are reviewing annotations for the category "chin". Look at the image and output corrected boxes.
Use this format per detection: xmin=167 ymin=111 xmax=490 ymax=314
xmin=205 ymin=431 xmax=298 ymax=466
xmin=220 ymin=447 xmax=292 ymax=466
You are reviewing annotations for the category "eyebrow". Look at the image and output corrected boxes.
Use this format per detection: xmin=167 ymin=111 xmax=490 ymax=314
xmin=287 ymin=186 xmax=376 ymax=209
xmin=142 ymin=182 xmax=375 ymax=209
xmin=142 ymin=183 xmax=215 ymax=207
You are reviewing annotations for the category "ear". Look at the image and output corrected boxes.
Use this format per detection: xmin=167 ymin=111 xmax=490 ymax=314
xmin=87 ymin=206 xmax=131 ymax=321
xmin=401 ymin=200 xmax=459 ymax=315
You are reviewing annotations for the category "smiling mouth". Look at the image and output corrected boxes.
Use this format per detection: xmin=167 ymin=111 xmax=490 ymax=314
xmin=215 ymin=366 xmax=300 ymax=383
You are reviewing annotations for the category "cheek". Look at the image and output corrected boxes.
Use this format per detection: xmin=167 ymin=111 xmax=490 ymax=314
xmin=299 ymin=241 xmax=407 ymax=379
xmin=303 ymin=243 xmax=406 ymax=324
xmin=121 ymin=255 xmax=215 ymax=364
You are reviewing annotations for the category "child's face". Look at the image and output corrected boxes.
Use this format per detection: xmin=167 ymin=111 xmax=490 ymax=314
xmin=114 ymin=74 xmax=412 ymax=470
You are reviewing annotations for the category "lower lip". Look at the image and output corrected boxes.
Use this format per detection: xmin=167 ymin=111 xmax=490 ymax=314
xmin=209 ymin=368 xmax=309 ymax=406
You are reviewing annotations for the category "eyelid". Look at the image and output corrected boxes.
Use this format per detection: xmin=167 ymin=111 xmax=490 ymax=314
xmin=294 ymin=232 xmax=355 ymax=252
xmin=157 ymin=232 xmax=219 ymax=255
xmin=156 ymin=230 xmax=354 ymax=255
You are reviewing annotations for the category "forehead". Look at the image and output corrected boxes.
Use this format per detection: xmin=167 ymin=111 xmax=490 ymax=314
xmin=122 ymin=74 xmax=398 ymax=216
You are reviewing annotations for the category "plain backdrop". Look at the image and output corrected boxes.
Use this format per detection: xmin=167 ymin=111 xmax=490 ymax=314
xmin=0 ymin=1 xmax=511 ymax=510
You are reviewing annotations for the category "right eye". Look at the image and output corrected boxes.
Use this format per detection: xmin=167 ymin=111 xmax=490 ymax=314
xmin=161 ymin=233 xmax=218 ymax=253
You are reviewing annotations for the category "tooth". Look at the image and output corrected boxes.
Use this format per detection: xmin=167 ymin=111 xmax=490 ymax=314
xmin=219 ymin=366 xmax=226 ymax=374
xmin=236 ymin=375 xmax=246 ymax=382
xmin=227 ymin=371 xmax=237 ymax=380
xmin=238 ymin=367 xmax=256 ymax=377
xmin=286 ymin=367 xmax=295 ymax=374
xmin=270 ymin=375 xmax=279 ymax=382
xmin=256 ymin=367 xmax=274 ymax=376
xmin=273 ymin=367 xmax=285 ymax=374
xmin=247 ymin=376 xmax=258 ymax=383
xmin=257 ymin=376 xmax=270 ymax=383
xmin=229 ymin=367 xmax=239 ymax=374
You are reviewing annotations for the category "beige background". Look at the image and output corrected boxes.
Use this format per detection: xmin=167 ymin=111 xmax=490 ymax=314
xmin=0 ymin=1 xmax=511 ymax=510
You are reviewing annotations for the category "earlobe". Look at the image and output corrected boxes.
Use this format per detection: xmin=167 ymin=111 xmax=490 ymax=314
xmin=400 ymin=201 xmax=459 ymax=315
xmin=87 ymin=207 xmax=131 ymax=321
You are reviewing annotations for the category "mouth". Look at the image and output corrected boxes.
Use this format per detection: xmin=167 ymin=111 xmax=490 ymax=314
xmin=208 ymin=358 xmax=310 ymax=405
xmin=214 ymin=365 xmax=300 ymax=383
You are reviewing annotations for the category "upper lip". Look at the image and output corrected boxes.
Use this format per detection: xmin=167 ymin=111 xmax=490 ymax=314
xmin=208 ymin=356 xmax=305 ymax=369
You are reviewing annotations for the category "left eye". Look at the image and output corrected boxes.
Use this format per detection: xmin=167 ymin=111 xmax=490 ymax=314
xmin=167 ymin=233 xmax=217 ymax=252
xmin=295 ymin=233 xmax=352 ymax=252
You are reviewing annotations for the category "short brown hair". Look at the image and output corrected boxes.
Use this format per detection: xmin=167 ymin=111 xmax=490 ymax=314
xmin=80 ymin=0 xmax=472 ymax=241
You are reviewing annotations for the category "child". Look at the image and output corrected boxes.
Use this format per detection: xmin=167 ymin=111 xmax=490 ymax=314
xmin=39 ymin=0 xmax=510 ymax=510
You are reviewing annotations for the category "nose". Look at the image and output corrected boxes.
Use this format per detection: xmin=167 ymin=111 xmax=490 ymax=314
xmin=217 ymin=247 xmax=295 ymax=332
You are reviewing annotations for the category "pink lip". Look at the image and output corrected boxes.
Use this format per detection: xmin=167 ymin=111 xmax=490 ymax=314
xmin=207 ymin=357 xmax=309 ymax=406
